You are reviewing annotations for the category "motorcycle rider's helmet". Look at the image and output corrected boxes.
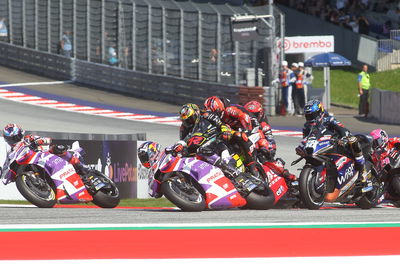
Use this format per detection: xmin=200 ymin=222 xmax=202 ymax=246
xmin=244 ymin=100 xmax=264 ymax=121
xmin=204 ymin=96 xmax=227 ymax=116
xmin=179 ymin=103 xmax=200 ymax=127
xmin=304 ymin=99 xmax=324 ymax=122
xmin=138 ymin=141 xmax=160 ymax=169
xmin=3 ymin=123 xmax=25 ymax=147
xmin=370 ymin=129 xmax=389 ymax=151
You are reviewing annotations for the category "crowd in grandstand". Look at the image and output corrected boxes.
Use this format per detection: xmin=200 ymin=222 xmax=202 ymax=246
xmin=276 ymin=0 xmax=400 ymax=38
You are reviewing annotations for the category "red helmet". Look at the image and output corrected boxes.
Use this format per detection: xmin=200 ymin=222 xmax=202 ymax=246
xmin=204 ymin=96 xmax=226 ymax=115
xmin=244 ymin=100 xmax=264 ymax=121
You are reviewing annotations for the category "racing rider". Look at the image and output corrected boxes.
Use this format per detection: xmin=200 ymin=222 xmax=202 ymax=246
xmin=302 ymin=100 xmax=372 ymax=192
xmin=2 ymin=123 xmax=88 ymax=176
xmin=203 ymin=96 xmax=258 ymax=174
xmin=370 ymin=129 xmax=400 ymax=204
xmin=244 ymin=100 xmax=296 ymax=181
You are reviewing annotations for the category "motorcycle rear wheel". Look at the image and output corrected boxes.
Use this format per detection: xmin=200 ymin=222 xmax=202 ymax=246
xmin=161 ymin=173 xmax=206 ymax=212
xmin=299 ymin=165 xmax=326 ymax=210
xmin=356 ymin=164 xmax=383 ymax=209
xmin=16 ymin=171 xmax=56 ymax=208
xmin=91 ymin=170 xmax=120 ymax=208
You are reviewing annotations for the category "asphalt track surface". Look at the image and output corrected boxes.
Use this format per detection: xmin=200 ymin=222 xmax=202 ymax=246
xmin=0 ymin=66 xmax=399 ymax=225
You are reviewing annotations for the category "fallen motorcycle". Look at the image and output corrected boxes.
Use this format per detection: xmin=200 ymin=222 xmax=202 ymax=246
xmin=143 ymin=146 xmax=274 ymax=212
xmin=1 ymin=141 xmax=120 ymax=208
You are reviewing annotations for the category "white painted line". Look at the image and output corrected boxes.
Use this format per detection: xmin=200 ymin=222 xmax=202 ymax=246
xmin=0 ymin=221 xmax=398 ymax=229
xmin=2 ymin=257 xmax=400 ymax=266
xmin=0 ymin=92 xmax=26 ymax=96
xmin=0 ymin=80 xmax=71 ymax=88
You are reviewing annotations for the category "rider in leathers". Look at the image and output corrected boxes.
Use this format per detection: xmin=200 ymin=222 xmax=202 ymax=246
xmin=202 ymin=96 xmax=258 ymax=174
xmin=2 ymin=124 xmax=88 ymax=178
xmin=302 ymin=100 xmax=372 ymax=192
xmin=244 ymin=101 xmax=296 ymax=181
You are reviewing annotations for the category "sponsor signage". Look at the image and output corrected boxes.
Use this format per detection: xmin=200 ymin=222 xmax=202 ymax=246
xmin=46 ymin=139 xmax=139 ymax=199
xmin=231 ymin=20 xmax=261 ymax=41
xmin=278 ymin=35 xmax=334 ymax=54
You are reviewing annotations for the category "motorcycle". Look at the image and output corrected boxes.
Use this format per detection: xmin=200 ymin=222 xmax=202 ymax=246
xmin=1 ymin=141 xmax=120 ymax=208
xmin=371 ymin=145 xmax=400 ymax=206
xmin=292 ymin=123 xmax=383 ymax=210
xmin=143 ymin=118 xmax=275 ymax=211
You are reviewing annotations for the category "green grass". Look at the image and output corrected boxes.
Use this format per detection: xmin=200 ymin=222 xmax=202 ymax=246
xmin=0 ymin=198 xmax=175 ymax=208
xmin=312 ymin=67 xmax=400 ymax=108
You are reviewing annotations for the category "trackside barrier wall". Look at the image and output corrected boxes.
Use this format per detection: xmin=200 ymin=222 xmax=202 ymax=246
xmin=0 ymin=42 xmax=72 ymax=80
xmin=74 ymin=59 xmax=240 ymax=106
xmin=0 ymin=41 xmax=242 ymax=107
xmin=370 ymin=88 xmax=400 ymax=124
xmin=0 ymin=132 xmax=152 ymax=201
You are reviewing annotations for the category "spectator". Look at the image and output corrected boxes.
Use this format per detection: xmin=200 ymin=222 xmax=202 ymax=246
xmin=0 ymin=17 xmax=8 ymax=42
xmin=210 ymin=48 xmax=218 ymax=63
xmin=108 ymin=43 xmax=118 ymax=66
xmin=347 ymin=15 xmax=360 ymax=33
xmin=60 ymin=31 xmax=72 ymax=57
xmin=289 ymin=62 xmax=298 ymax=115
xmin=293 ymin=62 xmax=306 ymax=116
xmin=358 ymin=64 xmax=371 ymax=118
xmin=279 ymin=60 xmax=292 ymax=115
xmin=358 ymin=15 xmax=370 ymax=35
xmin=336 ymin=0 xmax=348 ymax=11
xmin=382 ymin=20 xmax=392 ymax=37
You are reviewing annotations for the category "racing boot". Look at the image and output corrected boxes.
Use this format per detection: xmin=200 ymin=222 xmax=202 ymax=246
xmin=214 ymin=159 xmax=256 ymax=193
xmin=355 ymin=156 xmax=373 ymax=193
xmin=349 ymin=136 xmax=373 ymax=193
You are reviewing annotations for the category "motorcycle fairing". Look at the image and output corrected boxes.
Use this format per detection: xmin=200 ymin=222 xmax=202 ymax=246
xmin=14 ymin=145 xmax=92 ymax=203
xmin=155 ymin=153 xmax=246 ymax=209
xmin=262 ymin=162 xmax=288 ymax=204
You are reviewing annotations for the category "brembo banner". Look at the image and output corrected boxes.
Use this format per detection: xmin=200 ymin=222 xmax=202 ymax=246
xmin=279 ymin=35 xmax=334 ymax=54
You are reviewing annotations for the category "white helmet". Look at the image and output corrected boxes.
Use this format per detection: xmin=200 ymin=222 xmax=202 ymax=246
xmin=298 ymin=62 xmax=304 ymax=67
xmin=291 ymin=62 xmax=298 ymax=68
xmin=282 ymin=60 xmax=288 ymax=66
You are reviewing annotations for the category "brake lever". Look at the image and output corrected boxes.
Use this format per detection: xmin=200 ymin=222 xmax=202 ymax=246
xmin=291 ymin=157 xmax=303 ymax=166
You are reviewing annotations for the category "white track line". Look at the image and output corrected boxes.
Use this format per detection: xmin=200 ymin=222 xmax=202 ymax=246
xmin=0 ymin=80 xmax=71 ymax=88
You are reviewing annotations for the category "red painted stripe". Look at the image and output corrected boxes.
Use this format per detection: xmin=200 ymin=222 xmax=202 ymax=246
xmin=21 ymin=98 xmax=45 ymax=102
xmin=0 ymin=227 xmax=399 ymax=260
xmin=4 ymin=94 xmax=34 ymax=98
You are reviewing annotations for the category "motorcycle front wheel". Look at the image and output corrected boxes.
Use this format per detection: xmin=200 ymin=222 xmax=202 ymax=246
xmin=16 ymin=171 xmax=56 ymax=208
xmin=161 ymin=172 xmax=206 ymax=212
xmin=299 ymin=165 xmax=326 ymax=210
xmin=90 ymin=170 xmax=120 ymax=208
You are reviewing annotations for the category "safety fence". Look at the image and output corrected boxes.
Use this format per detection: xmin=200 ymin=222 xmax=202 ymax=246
xmin=0 ymin=41 xmax=280 ymax=114
xmin=0 ymin=0 xmax=283 ymax=87
xmin=376 ymin=30 xmax=400 ymax=71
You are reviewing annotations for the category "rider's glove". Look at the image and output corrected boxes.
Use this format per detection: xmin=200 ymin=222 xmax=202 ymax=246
xmin=221 ymin=124 xmax=233 ymax=141
xmin=172 ymin=140 xmax=186 ymax=154
xmin=295 ymin=146 xmax=305 ymax=156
